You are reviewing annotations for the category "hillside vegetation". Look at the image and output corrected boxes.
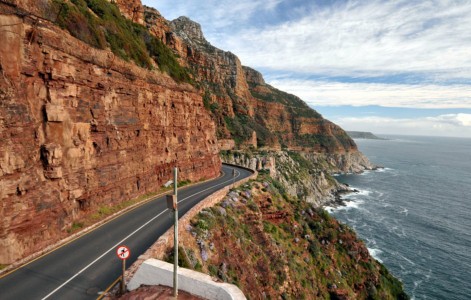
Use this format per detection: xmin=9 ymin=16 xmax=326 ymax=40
xmin=48 ymin=0 xmax=190 ymax=82
xmin=168 ymin=173 xmax=409 ymax=299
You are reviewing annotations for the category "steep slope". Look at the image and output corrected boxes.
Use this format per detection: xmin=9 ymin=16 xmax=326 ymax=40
xmin=169 ymin=174 xmax=409 ymax=299
xmin=0 ymin=1 xmax=220 ymax=264
xmin=142 ymin=10 xmax=373 ymax=176
xmin=165 ymin=16 xmax=358 ymax=153
xmin=244 ymin=66 xmax=355 ymax=152
xmin=146 ymin=11 xmax=374 ymax=210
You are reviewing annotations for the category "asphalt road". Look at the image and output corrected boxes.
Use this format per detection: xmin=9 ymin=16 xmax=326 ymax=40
xmin=0 ymin=164 xmax=253 ymax=300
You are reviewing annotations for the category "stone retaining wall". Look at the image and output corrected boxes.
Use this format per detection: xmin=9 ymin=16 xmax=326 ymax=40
xmin=125 ymin=165 xmax=257 ymax=284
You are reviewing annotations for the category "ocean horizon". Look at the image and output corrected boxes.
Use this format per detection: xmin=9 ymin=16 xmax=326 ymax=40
xmin=328 ymin=134 xmax=471 ymax=300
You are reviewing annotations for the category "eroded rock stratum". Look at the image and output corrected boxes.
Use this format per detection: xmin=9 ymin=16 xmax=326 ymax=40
xmin=0 ymin=5 xmax=220 ymax=263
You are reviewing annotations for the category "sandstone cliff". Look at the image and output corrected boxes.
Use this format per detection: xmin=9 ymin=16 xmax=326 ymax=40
xmin=162 ymin=15 xmax=358 ymax=153
xmin=142 ymin=7 xmax=373 ymax=169
xmin=0 ymin=1 xmax=220 ymax=264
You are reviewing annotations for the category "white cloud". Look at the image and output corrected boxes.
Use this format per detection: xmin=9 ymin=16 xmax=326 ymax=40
xmin=267 ymin=79 xmax=471 ymax=108
xmin=143 ymin=0 xmax=282 ymax=30
xmin=428 ymin=113 xmax=471 ymax=127
xmin=335 ymin=114 xmax=471 ymax=138
xmin=220 ymin=0 xmax=471 ymax=81
xmin=144 ymin=0 xmax=471 ymax=124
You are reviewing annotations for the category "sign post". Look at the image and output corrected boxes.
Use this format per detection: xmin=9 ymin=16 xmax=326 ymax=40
xmin=173 ymin=167 xmax=178 ymax=298
xmin=116 ymin=245 xmax=130 ymax=294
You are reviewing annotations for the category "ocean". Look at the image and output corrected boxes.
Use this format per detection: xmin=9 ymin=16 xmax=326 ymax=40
xmin=327 ymin=135 xmax=471 ymax=300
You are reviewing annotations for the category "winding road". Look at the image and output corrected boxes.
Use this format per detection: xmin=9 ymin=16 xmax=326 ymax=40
xmin=0 ymin=164 xmax=253 ymax=300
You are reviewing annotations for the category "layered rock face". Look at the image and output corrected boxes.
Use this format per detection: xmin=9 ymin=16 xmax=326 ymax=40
xmin=0 ymin=2 xmax=220 ymax=264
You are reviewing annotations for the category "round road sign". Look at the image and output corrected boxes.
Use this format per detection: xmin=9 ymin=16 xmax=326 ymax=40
xmin=116 ymin=245 xmax=130 ymax=260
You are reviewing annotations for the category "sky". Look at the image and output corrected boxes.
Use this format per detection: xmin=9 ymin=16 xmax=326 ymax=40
xmin=142 ymin=0 xmax=471 ymax=138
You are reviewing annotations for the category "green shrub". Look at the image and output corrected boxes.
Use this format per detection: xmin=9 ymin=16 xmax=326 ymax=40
xmin=48 ymin=0 xmax=190 ymax=82
xmin=224 ymin=114 xmax=273 ymax=147
xmin=67 ymin=221 xmax=84 ymax=233
xmin=208 ymin=264 xmax=218 ymax=277
xmin=209 ymin=102 xmax=220 ymax=112
xmin=52 ymin=0 xmax=106 ymax=49
xmin=194 ymin=260 xmax=203 ymax=271
xmin=98 ymin=206 xmax=112 ymax=216
xmin=178 ymin=179 xmax=191 ymax=187
xmin=195 ymin=219 xmax=209 ymax=230
xmin=203 ymin=90 xmax=211 ymax=110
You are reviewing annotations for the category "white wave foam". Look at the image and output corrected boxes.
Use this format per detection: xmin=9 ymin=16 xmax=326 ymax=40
xmin=325 ymin=206 xmax=335 ymax=213
xmin=375 ymin=167 xmax=394 ymax=173
xmin=357 ymin=189 xmax=371 ymax=196
xmin=344 ymin=188 xmax=371 ymax=198
xmin=366 ymin=238 xmax=377 ymax=246
xmin=368 ymin=248 xmax=383 ymax=263
xmin=336 ymin=199 xmax=364 ymax=211
xmin=399 ymin=253 xmax=415 ymax=265
xmin=325 ymin=199 xmax=365 ymax=213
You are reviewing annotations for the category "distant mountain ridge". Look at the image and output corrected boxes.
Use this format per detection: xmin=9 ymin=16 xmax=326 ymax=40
xmin=347 ymin=131 xmax=386 ymax=140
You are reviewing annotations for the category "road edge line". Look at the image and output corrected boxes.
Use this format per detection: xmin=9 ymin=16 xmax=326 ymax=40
xmin=0 ymin=170 xmax=225 ymax=279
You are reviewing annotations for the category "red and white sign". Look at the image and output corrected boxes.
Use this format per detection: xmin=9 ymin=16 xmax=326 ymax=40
xmin=116 ymin=245 xmax=130 ymax=260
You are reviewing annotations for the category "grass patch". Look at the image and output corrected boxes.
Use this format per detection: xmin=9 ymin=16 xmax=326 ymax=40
xmin=66 ymin=175 xmax=207 ymax=234
xmin=178 ymin=179 xmax=191 ymax=187
xmin=0 ymin=264 xmax=9 ymax=271
xmin=68 ymin=190 xmax=160 ymax=233
xmin=67 ymin=222 xmax=84 ymax=234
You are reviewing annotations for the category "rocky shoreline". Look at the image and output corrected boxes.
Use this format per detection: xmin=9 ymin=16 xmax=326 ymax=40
xmin=326 ymin=166 xmax=384 ymax=209
xmin=325 ymin=183 xmax=361 ymax=209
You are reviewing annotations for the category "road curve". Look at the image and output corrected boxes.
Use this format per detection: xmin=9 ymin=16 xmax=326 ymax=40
xmin=0 ymin=164 xmax=253 ymax=300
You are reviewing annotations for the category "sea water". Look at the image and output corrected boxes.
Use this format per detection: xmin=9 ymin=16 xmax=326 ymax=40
xmin=327 ymin=135 xmax=471 ymax=300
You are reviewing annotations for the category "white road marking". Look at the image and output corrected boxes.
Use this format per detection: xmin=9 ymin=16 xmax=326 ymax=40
xmin=177 ymin=169 xmax=240 ymax=204
xmin=41 ymin=167 xmax=244 ymax=299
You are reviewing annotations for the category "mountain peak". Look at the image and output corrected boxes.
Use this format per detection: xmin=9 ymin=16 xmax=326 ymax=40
xmin=170 ymin=16 xmax=209 ymax=47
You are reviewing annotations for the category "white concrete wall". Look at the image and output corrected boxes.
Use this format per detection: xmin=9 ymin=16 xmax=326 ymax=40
xmin=128 ymin=258 xmax=246 ymax=300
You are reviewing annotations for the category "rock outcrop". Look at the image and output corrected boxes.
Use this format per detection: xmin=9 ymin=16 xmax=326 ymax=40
xmin=142 ymin=9 xmax=375 ymax=206
xmin=0 ymin=2 xmax=220 ymax=264
xmin=107 ymin=0 xmax=144 ymax=24
xmin=222 ymin=150 xmax=374 ymax=207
